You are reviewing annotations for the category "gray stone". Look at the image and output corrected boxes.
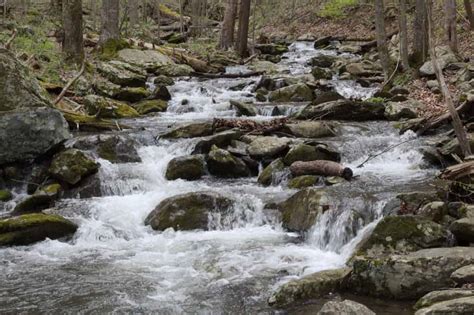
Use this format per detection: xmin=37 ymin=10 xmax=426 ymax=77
xmin=96 ymin=61 xmax=147 ymax=87
xmin=48 ymin=149 xmax=99 ymax=185
xmin=451 ymin=265 xmax=474 ymax=285
xmin=166 ymin=155 xmax=206 ymax=181
xmin=207 ymin=145 xmax=250 ymax=178
xmin=192 ymin=130 xmax=242 ymax=154
xmin=257 ymin=158 xmax=286 ymax=186
xmin=283 ymin=121 xmax=336 ymax=138
xmin=415 ymin=296 xmax=474 ymax=315
xmin=247 ymin=137 xmax=291 ymax=159
xmin=296 ymin=100 xmax=386 ymax=121
xmin=450 ymin=218 xmax=474 ymax=244
xmin=230 ymin=100 xmax=257 ymax=116
xmin=318 ymin=300 xmax=375 ymax=315
xmin=385 ymin=100 xmax=420 ymax=120
xmin=415 ymin=289 xmax=474 ymax=310
xmin=162 ymin=122 xmax=214 ymax=139
xmin=118 ymin=49 xmax=175 ymax=72
xmin=268 ymin=83 xmax=314 ymax=102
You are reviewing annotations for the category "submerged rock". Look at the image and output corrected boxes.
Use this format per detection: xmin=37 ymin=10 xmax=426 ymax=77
xmin=318 ymin=299 xmax=375 ymax=315
xmin=296 ymin=100 xmax=385 ymax=121
xmin=268 ymin=268 xmax=351 ymax=308
xmin=207 ymin=146 xmax=250 ymax=178
xmin=268 ymin=83 xmax=314 ymax=102
xmin=166 ymin=155 xmax=206 ymax=181
xmin=0 ymin=213 xmax=77 ymax=247
xmin=49 ymin=149 xmax=99 ymax=185
xmin=145 ymin=192 xmax=234 ymax=231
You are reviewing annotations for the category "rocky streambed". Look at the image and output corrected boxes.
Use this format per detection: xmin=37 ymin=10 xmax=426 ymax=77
xmin=0 ymin=41 xmax=473 ymax=314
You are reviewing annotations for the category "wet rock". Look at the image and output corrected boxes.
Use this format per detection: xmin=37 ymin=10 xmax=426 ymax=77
xmin=325 ymin=176 xmax=345 ymax=186
xmin=254 ymin=76 xmax=278 ymax=91
xmin=283 ymin=144 xmax=325 ymax=166
xmin=0 ymin=108 xmax=71 ymax=165
xmin=0 ymin=48 xmax=51 ymax=112
xmin=317 ymin=300 xmax=375 ymax=315
xmin=288 ymin=175 xmax=319 ymax=189
xmin=62 ymin=174 xmax=102 ymax=199
xmin=345 ymin=61 xmax=382 ymax=77
xmin=94 ymin=78 xmax=151 ymax=102
xmin=230 ymin=100 xmax=257 ymax=117
xmin=354 ymin=215 xmax=450 ymax=258
xmin=283 ymin=121 xmax=336 ymax=138
xmin=314 ymin=36 xmax=332 ymax=49
xmin=339 ymin=44 xmax=362 ymax=54
xmin=0 ymin=213 xmax=77 ymax=247
xmin=312 ymin=67 xmax=333 ymax=80
xmin=247 ymin=136 xmax=291 ymax=160
xmin=350 ymin=247 xmax=474 ymax=299
xmin=257 ymin=158 xmax=286 ymax=186
xmin=145 ymin=191 xmax=234 ymax=231
xmin=162 ymin=122 xmax=214 ymax=139
xmin=451 ymin=265 xmax=474 ymax=285
xmin=248 ymin=60 xmax=279 ymax=74
xmin=117 ymin=48 xmax=175 ymax=72
xmin=415 ymin=296 xmax=474 ymax=315
xmin=450 ymin=218 xmax=474 ymax=244
xmin=0 ymin=189 xmax=12 ymax=202
xmin=132 ymin=99 xmax=168 ymax=115
xmin=385 ymin=100 xmax=420 ymax=120
xmin=193 ymin=130 xmax=242 ymax=154
xmin=313 ymin=91 xmax=345 ymax=105
xmin=397 ymin=191 xmax=440 ymax=214
xmin=11 ymin=194 xmax=54 ymax=216
xmin=156 ymin=64 xmax=193 ymax=77
xmin=449 ymin=203 xmax=474 ymax=220
xmin=96 ymin=135 xmax=141 ymax=163
xmin=290 ymin=160 xmax=349 ymax=179
xmin=269 ymin=83 xmax=314 ymax=102
xmin=48 ymin=149 xmax=99 ymax=186
xmin=149 ymin=85 xmax=171 ymax=101
xmin=153 ymin=75 xmax=174 ymax=86
xmin=419 ymin=46 xmax=458 ymax=77
xmin=279 ymin=188 xmax=329 ymax=232
xmin=83 ymin=95 xmax=139 ymax=119
xmin=97 ymin=61 xmax=147 ymax=87
xmin=296 ymin=100 xmax=385 ymax=121
xmin=414 ymin=289 xmax=474 ymax=310
xmin=207 ymin=146 xmax=250 ymax=178
xmin=255 ymin=89 xmax=267 ymax=102
xmin=268 ymin=268 xmax=351 ymax=308
xmin=418 ymin=201 xmax=449 ymax=223
xmin=439 ymin=133 xmax=474 ymax=158
xmin=166 ymin=155 xmax=206 ymax=181
xmin=309 ymin=55 xmax=337 ymax=68
xmin=255 ymin=44 xmax=289 ymax=55
xmin=35 ymin=183 xmax=62 ymax=199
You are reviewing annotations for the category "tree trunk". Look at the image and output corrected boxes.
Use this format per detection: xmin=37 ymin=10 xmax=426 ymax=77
xmin=51 ymin=0 xmax=62 ymax=16
xmin=445 ymin=0 xmax=458 ymax=53
xmin=413 ymin=0 xmax=429 ymax=65
xmin=100 ymin=0 xmax=120 ymax=45
xmin=427 ymin=0 xmax=472 ymax=158
xmin=128 ymin=0 xmax=139 ymax=27
xmin=219 ymin=0 xmax=237 ymax=50
xmin=464 ymin=0 xmax=474 ymax=30
xmin=237 ymin=0 xmax=251 ymax=58
xmin=91 ymin=0 xmax=98 ymax=30
xmin=62 ymin=0 xmax=84 ymax=64
xmin=374 ymin=0 xmax=390 ymax=80
xmin=399 ymin=0 xmax=409 ymax=70
xmin=290 ymin=161 xmax=353 ymax=180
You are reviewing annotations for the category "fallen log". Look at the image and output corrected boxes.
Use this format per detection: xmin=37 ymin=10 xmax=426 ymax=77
xmin=290 ymin=160 xmax=353 ymax=180
xmin=190 ymin=71 xmax=263 ymax=79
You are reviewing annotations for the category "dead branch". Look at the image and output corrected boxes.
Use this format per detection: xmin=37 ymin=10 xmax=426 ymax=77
xmin=357 ymin=138 xmax=416 ymax=168
xmin=53 ymin=61 xmax=86 ymax=106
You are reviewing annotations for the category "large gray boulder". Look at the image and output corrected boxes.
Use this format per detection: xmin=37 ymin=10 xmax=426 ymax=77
xmin=96 ymin=61 xmax=147 ymax=87
xmin=415 ymin=296 xmax=474 ymax=315
xmin=257 ymin=158 xmax=286 ymax=186
xmin=166 ymin=155 xmax=206 ymax=181
xmin=48 ymin=149 xmax=99 ymax=185
xmin=450 ymin=217 xmax=474 ymax=244
xmin=117 ymin=49 xmax=175 ymax=72
xmin=419 ymin=46 xmax=458 ymax=77
xmin=451 ymin=264 xmax=474 ymax=285
xmin=414 ymin=289 xmax=474 ymax=310
xmin=144 ymin=192 xmax=234 ymax=231
xmin=385 ymin=100 xmax=420 ymax=120
xmin=207 ymin=145 xmax=250 ymax=178
xmin=296 ymin=100 xmax=386 ymax=121
xmin=268 ymin=83 xmax=314 ymax=102
xmin=247 ymin=136 xmax=291 ymax=160
xmin=318 ymin=300 xmax=375 ymax=315
xmin=0 ymin=108 xmax=71 ymax=165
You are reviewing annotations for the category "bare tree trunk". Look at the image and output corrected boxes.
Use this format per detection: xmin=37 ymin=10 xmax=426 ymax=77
xmin=427 ymin=0 xmax=472 ymax=158
xmin=51 ymin=0 xmax=62 ymax=16
xmin=399 ymin=0 xmax=410 ymax=70
xmin=219 ymin=0 xmax=237 ymax=49
xmin=62 ymin=0 xmax=84 ymax=64
xmin=91 ymin=0 xmax=98 ymax=30
xmin=100 ymin=0 xmax=120 ymax=44
xmin=413 ymin=0 xmax=429 ymax=65
xmin=128 ymin=0 xmax=139 ymax=27
xmin=375 ymin=0 xmax=390 ymax=80
xmin=445 ymin=0 xmax=458 ymax=53
xmin=237 ymin=0 xmax=251 ymax=58
xmin=464 ymin=0 xmax=474 ymax=30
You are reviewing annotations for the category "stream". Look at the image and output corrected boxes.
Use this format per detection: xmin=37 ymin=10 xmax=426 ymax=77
xmin=0 ymin=42 xmax=437 ymax=314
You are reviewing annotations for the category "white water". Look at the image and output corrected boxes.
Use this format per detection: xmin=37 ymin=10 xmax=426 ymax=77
xmin=0 ymin=42 xmax=436 ymax=314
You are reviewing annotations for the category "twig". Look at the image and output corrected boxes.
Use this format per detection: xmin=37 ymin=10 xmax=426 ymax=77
xmin=4 ymin=29 xmax=16 ymax=49
xmin=357 ymin=138 xmax=416 ymax=168
xmin=54 ymin=61 xmax=86 ymax=106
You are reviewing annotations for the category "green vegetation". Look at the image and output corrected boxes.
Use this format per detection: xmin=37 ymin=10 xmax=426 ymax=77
xmin=319 ymin=0 xmax=359 ymax=18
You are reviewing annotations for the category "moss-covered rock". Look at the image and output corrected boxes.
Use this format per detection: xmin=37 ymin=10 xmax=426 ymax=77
xmin=192 ymin=130 xmax=242 ymax=154
xmin=385 ymin=100 xmax=420 ymax=121
xmin=12 ymin=194 xmax=54 ymax=215
xmin=35 ymin=183 xmax=62 ymax=198
xmin=115 ymin=86 xmax=151 ymax=103
xmin=84 ymin=95 xmax=140 ymax=119
xmin=312 ymin=66 xmax=333 ymax=80
xmin=269 ymin=83 xmax=314 ymax=102
xmin=96 ymin=135 xmax=141 ymax=163
xmin=165 ymin=155 xmax=206 ymax=181
xmin=268 ymin=268 xmax=351 ymax=308
xmin=230 ymin=100 xmax=258 ymax=117
xmin=132 ymin=99 xmax=168 ymax=115
xmin=207 ymin=145 xmax=250 ymax=178
xmin=0 ymin=213 xmax=77 ymax=247
xmin=247 ymin=136 xmax=291 ymax=160
xmin=153 ymin=75 xmax=175 ymax=86
xmin=257 ymin=158 xmax=286 ymax=186
xmin=0 ymin=189 xmax=12 ymax=202
xmin=288 ymin=175 xmax=319 ymax=189
xmin=255 ymin=44 xmax=289 ymax=55
xmin=99 ymin=38 xmax=131 ymax=60
xmin=156 ymin=64 xmax=193 ymax=77
xmin=162 ymin=122 xmax=214 ymax=139
xmin=118 ymin=48 xmax=175 ymax=72
xmin=144 ymin=191 xmax=234 ymax=231
xmin=96 ymin=61 xmax=147 ymax=87
xmin=296 ymin=99 xmax=386 ymax=121
xmin=49 ymin=149 xmax=99 ymax=185
xmin=283 ymin=144 xmax=324 ymax=165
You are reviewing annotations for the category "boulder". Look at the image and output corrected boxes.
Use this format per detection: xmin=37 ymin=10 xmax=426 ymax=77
xmin=207 ymin=146 xmax=250 ymax=178
xmin=415 ymin=297 xmax=474 ymax=315
xmin=350 ymin=247 xmax=474 ymax=299
xmin=279 ymin=188 xmax=329 ymax=232
xmin=312 ymin=67 xmax=333 ymax=80
xmin=94 ymin=78 xmax=151 ymax=102
xmin=162 ymin=122 xmax=214 ymax=139
xmin=290 ymin=160 xmax=350 ymax=179
xmin=156 ymin=64 xmax=193 ymax=77
xmin=439 ymin=133 xmax=474 ymax=158
xmin=317 ymin=300 xmax=375 ymax=315
xmin=385 ymin=100 xmax=420 ymax=120
xmin=345 ymin=61 xmax=382 ymax=77
xmin=149 ymin=85 xmax=172 ymax=101
xmin=48 ymin=149 xmax=99 ymax=185
xmin=0 ymin=213 xmax=77 ymax=246
xmin=248 ymin=60 xmax=279 ymax=74
xmin=96 ymin=61 xmax=147 ymax=87
xmin=309 ymin=55 xmax=337 ymax=68
xmin=354 ymin=215 xmax=450 ymax=258
xmin=257 ymin=158 xmax=286 ymax=186
xmin=131 ymin=99 xmax=168 ymax=115
xmin=144 ymin=191 xmax=234 ymax=231
xmin=230 ymin=100 xmax=257 ymax=116
xmin=314 ymin=36 xmax=332 ymax=49
xmin=247 ymin=137 xmax=291 ymax=160
xmin=83 ymin=95 xmax=139 ymax=119
xmin=255 ymin=44 xmax=289 ymax=55
xmin=283 ymin=144 xmax=340 ymax=166
xmin=166 ymin=155 xmax=206 ymax=181
xmin=415 ymin=289 xmax=474 ymax=310
xmin=11 ymin=194 xmax=54 ymax=216
xmin=0 ymin=189 xmax=12 ymax=202
xmin=419 ymin=46 xmax=458 ymax=77
xmin=450 ymin=218 xmax=474 ymax=244
xmin=96 ymin=135 xmax=141 ymax=163
xmin=283 ymin=121 xmax=336 ymax=139
xmin=313 ymin=91 xmax=345 ymax=105
xmin=269 ymin=83 xmax=314 ymax=102
xmin=0 ymin=108 xmax=71 ymax=165
xmin=451 ymin=265 xmax=474 ymax=285
xmin=154 ymin=75 xmax=174 ymax=86
xmin=268 ymin=268 xmax=351 ymax=308
xmin=288 ymin=175 xmax=319 ymax=189
xmin=0 ymin=48 xmax=51 ymax=112
xmin=117 ymin=49 xmax=175 ymax=72
xmin=296 ymin=100 xmax=385 ymax=121
xmin=192 ymin=130 xmax=242 ymax=154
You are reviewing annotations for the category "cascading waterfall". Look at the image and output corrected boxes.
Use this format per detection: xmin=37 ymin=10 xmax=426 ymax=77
xmin=0 ymin=41 xmax=437 ymax=314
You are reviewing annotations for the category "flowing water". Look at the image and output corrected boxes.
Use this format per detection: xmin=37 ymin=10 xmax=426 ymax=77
xmin=0 ymin=42 xmax=437 ymax=314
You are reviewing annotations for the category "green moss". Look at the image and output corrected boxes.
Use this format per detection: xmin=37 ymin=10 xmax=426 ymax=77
xmin=366 ymin=97 xmax=385 ymax=104
xmin=0 ymin=190 xmax=12 ymax=202
xmin=319 ymin=0 xmax=358 ymax=18
xmin=288 ymin=176 xmax=319 ymax=189
xmin=132 ymin=99 xmax=168 ymax=115
xmin=99 ymin=38 xmax=131 ymax=60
